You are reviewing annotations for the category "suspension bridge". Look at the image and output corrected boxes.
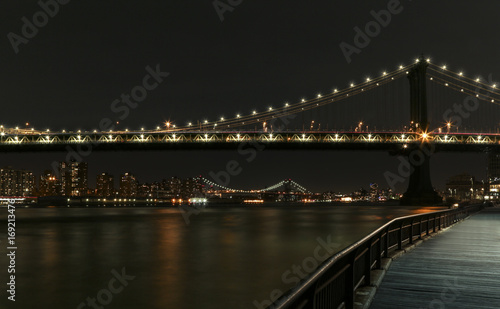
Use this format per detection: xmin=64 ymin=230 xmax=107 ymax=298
xmin=2 ymin=55 xmax=499 ymax=204
xmin=1 ymin=56 xmax=499 ymax=152
xmin=200 ymin=177 xmax=311 ymax=194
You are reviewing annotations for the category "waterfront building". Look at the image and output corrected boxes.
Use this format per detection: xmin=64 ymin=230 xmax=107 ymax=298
xmin=59 ymin=161 xmax=88 ymax=196
xmin=38 ymin=170 xmax=59 ymax=196
xmin=182 ymin=177 xmax=203 ymax=198
xmin=487 ymin=152 xmax=500 ymax=181
xmin=0 ymin=167 xmax=35 ymax=197
xmin=168 ymin=176 xmax=182 ymax=198
xmin=445 ymin=173 xmax=484 ymax=201
xmin=96 ymin=172 xmax=114 ymax=197
xmin=119 ymin=172 xmax=138 ymax=197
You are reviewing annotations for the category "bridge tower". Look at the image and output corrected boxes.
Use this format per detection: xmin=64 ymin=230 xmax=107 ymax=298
xmin=400 ymin=55 xmax=442 ymax=205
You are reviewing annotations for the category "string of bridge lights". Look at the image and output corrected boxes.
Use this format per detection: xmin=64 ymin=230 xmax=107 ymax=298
xmin=428 ymin=74 xmax=500 ymax=106
xmin=1 ymin=62 xmax=411 ymax=134
xmin=170 ymin=58 xmax=500 ymax=132
xmin=2 ymin=57 xmax=500 ymax=135
xmin=263 ymin=179 xmax=310 ymax=193
xmin=200 ymin=177 xmax=310 ymax=194
xmin=427 ymin=63 xmax=500 ymax=105
xmin=168 ymin=64 xmax=413 ymax=132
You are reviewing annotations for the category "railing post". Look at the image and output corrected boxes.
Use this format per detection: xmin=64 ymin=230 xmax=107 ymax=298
xmin=345 ymin=257 xmax=355 ymax=309
xmin=365 ymin=244 xmax=372 ymax=285
xmin=377 ymin=233 xmax=382 ymax=269
xmin=433 ymin=214 xmax=436 ymax=233
xmin=426 ymin=215 xmax=430 ymax=236
xmin=409 ymin=219 xmax=414 ymax=244
xmin=419 ymin=217 xmax=423 ymax=239
xmin=398 ymin=222 xmax=403 ymax=250
xmin=384 ymin=227 xmax=389 ymax=258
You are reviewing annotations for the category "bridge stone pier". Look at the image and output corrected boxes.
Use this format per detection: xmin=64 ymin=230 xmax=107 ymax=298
xmin=400 ymin=56 xmax=442 ymax=205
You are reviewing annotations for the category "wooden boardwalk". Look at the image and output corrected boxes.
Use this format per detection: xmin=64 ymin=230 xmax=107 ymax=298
xmin=369 ymin=207 xmax=500 ymax=309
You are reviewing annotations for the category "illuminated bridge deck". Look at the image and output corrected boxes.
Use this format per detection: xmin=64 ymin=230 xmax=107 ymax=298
xmin=1 ymin=131 xmax=500 ymax=152
xmin=369 ymin=207 xmax=500 ymax=309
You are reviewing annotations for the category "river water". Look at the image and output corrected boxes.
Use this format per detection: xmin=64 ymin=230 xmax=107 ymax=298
xmin=0 ymin=204 xmax=444 ymax=309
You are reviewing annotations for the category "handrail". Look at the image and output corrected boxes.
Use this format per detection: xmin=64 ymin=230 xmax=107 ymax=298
xmin=268 ymin=204 xmax=485 ymax=309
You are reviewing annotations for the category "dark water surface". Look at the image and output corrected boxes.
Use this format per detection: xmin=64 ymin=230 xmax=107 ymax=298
xmin=0 ymin=205 xmax=445 ymax=309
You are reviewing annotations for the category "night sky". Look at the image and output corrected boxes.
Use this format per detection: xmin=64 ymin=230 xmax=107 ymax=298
xmin=0 ymin=1 xmax=498 ymax=192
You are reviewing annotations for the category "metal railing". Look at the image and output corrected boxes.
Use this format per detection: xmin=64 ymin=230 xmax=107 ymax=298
xmin=268 ymin=204 xmax=485 ymax=309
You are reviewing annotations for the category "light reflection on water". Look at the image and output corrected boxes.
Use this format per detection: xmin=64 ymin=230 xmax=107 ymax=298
xmin=0 ymin=205 xmax=444 ymax=309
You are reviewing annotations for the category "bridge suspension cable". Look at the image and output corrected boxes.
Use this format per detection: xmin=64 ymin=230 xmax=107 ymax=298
xmin=169 ymin=64 xmax=413 ymax=132
xmin=5 ymin=58 xmax=499 ymax=135
xmin=427 ymin=63 xmax=500 ymax=105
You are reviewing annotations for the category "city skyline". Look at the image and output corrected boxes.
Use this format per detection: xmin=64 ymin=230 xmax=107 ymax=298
xmin=0 ymin=155 xmax=495 ymax=198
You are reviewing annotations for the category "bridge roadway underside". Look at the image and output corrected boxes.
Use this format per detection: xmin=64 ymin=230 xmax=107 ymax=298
xmin=0 ymin=142 xmax=499 ymax=153
xmin=369 ymin=207 xmax=500 ymax=309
